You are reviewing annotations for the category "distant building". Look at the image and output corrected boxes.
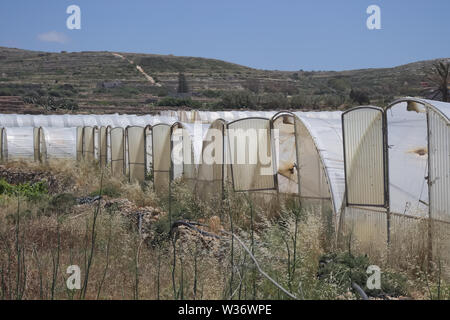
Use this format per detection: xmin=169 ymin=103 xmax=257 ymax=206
xmin=97 ymin=80 xmax=122 ymax=89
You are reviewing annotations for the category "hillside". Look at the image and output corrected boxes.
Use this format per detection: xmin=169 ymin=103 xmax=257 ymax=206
xmin=0 ymin=46 xmax=447 ymax=114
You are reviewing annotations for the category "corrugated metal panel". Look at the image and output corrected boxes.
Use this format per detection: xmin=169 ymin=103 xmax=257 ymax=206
xmin=227 ymin=118 xmax=276 ymax=192
xmin=428 ymin=106 xmax=450 ymax=280
xmin=428 ymin=108 xmax=450 ymax=222
xmin=343 ymin=108 xmax=385 ymax=206
xmin=126 ymin=126 xmax=146 ymax=183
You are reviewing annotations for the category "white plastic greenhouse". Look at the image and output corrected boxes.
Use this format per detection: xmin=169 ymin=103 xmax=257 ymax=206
xmin=0 ymin=97 xmax=449 ymax=277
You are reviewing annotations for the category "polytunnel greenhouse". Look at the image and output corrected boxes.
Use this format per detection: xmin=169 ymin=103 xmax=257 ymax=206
xmin=0 ymin=97 xmax=449 ymax=277
xmin=341 ymin=97 xmax=450 ymax=275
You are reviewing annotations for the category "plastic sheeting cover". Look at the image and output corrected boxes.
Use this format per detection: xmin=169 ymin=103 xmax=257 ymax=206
xmin=2 ymin=127 xmax=36 ymax=160
xmin=294 ymin=111 xmax=345 ymax=216
xmin=41 ymin=127 xmax=77 ymax=159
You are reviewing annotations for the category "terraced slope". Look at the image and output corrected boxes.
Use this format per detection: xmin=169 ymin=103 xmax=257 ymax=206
xmin=0 ymin=46 xmax=447 ymax=114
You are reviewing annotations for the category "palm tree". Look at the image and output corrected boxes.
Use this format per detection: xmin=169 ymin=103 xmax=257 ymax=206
xmin=426 ymin=60 xmax=449 ymax=102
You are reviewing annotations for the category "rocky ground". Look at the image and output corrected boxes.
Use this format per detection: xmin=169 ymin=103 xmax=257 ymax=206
xmin=0 ymin=163 xmax=70 ymax=194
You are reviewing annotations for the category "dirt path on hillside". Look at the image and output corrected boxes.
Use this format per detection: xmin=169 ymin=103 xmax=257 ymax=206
xmin=112 ymin=53 xmax=161 ymax=87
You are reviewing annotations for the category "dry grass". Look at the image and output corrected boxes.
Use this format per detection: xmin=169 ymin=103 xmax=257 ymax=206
xmin=0 ymin=160 xmax=448 ymax=300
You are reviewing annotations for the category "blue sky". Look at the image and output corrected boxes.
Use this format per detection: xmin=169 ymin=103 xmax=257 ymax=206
xmin=0 ymin=0 xmax=449 ymax=71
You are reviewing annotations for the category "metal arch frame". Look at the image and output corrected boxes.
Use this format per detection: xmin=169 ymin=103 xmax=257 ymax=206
xmin=271 ymin=110 xmax=296 ymax=121
xmin=271 ymin=111 xmax=302 ymax=196
xmin=388 ymin=97 xmax=450 ymax=123
xmin=385 ymin=99 xmax=436 ymax=219
xmin=387 ymin=97 xmax=450 ymax=260
xmin=226 ymin=117 xmax=278 ymax=193
xmin=341 ymin=106 xmax=389 ymax=209
xmin=342 ymin=98 xmax=450 ymax=247
xmin=272 ymin=111 xmax=344 ymax=216
xmin=270 ymin=111 xmax=339 ymax=213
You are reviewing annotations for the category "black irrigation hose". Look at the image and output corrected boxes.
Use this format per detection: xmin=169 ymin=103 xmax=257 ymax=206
xmin=171 ymin=220 xmax=373 ymax=301
xmin=170 ymin=219 xmax=298 ymax=300
xmin=352 ymin=282 xmax=369 ymax=300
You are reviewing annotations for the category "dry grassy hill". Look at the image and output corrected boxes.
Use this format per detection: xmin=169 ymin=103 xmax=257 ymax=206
xmin=0 ymin=46 xmax=447 ymax=114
